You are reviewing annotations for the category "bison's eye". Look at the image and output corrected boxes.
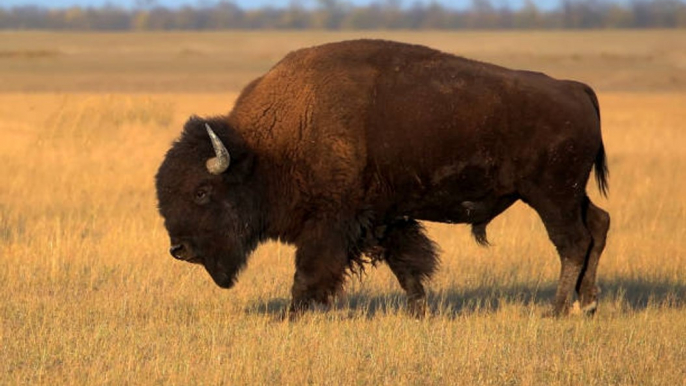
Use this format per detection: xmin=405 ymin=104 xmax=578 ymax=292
xmin=194 ymin=187 xmax=211 ymax=205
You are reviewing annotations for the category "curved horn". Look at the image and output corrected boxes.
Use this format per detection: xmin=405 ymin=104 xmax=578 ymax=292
xmin=205 ymin=123 xmax=231 ymax=175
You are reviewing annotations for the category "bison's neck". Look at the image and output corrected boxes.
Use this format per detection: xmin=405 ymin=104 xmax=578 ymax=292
xmin=226 ymin=126 xmax=305 ymax=244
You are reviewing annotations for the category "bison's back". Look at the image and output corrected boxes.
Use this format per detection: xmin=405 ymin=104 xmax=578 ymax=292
xmin=229 ymin=40 xmax=602 ymax=222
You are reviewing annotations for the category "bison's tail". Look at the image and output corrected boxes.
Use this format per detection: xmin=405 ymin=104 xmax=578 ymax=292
xmin=471 ymin=222 xmax=490 ymax=247
xmin=594 ymin=142 xmax=609 ymax=197
xmin=584 ymin=85 xmax=609 ymax=197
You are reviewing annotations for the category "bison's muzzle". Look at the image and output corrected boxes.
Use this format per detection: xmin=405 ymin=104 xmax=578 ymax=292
xmin=170 ymin=241 xmax=237 ymax=289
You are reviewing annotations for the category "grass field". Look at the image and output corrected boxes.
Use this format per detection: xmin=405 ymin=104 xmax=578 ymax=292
xmin=1 ymin=31 xmax=686 ymax=385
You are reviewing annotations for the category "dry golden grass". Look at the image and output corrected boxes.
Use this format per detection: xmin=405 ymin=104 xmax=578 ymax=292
xmin=1 ymin=31 xmax=686 ymax=385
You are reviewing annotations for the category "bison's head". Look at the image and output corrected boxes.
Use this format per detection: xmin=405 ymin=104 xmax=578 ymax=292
xmin=155 ymin=116 xmax=262 ymax=289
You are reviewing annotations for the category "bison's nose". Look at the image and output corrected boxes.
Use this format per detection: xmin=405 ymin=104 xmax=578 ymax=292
xmin=170 ymin=243 xmax=190 ymax=260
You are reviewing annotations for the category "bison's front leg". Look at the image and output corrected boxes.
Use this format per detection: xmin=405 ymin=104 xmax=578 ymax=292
xmin=380 ymin=219 xmax=439 ymax=318
xmin=289 ymin=231 xmax=349 ymax=316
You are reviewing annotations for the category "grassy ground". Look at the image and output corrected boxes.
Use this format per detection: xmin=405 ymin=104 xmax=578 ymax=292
xmin=1 ymin=31 xmax=685 ymax=385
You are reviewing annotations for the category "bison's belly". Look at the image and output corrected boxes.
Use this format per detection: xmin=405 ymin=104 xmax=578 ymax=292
xmin=402 ymin=190 xmax=515 ymax=225
xmin=378 ymin=164 xmax=516 ymax=225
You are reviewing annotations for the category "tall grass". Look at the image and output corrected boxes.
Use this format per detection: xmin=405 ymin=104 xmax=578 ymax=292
xmin=1 ymin=91 xmax=685 ymax=385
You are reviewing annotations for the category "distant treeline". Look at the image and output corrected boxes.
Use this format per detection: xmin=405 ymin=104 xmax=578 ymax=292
xmin=2 ymin=0 xmax=686 ymax=30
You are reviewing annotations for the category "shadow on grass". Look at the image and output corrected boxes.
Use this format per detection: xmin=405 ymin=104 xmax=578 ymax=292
xmin=246 ymin=278 xmax=686 ymax=318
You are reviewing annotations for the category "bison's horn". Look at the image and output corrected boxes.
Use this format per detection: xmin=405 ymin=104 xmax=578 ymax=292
xmin=205 ymin=123 xmax=231 ymax=175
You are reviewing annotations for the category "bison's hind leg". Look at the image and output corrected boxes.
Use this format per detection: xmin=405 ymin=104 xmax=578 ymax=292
xmin=576 ymin=197 xmax=610 ymax=316
xmin=378 ymin=219 xmax=439 ymax=318
xmin=526 ymin=193 xmax=593 ymax=317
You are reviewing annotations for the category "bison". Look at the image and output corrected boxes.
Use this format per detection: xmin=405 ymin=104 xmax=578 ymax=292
xmin=156 ymin=39 xmax=610 ymax=317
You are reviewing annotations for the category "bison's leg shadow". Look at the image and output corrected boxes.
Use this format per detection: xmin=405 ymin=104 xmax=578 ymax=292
xmin=241 ymin=287 xmax=553 ymax=319
xmin=338 ymin=284 xmax=558 ymax=319
xmin=245 ymin=297 xmax=291 ymax=317
xmin=243 ymin=278 xmax=686 ymax=319
xmin=336 ymin=277 xmax=686 ymax=318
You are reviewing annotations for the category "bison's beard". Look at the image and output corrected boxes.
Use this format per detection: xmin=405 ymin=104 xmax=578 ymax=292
xmin=201 ymin=235 xmax=256 ymax=289
xmin=204 ymin=259 xmax=238 ymax=288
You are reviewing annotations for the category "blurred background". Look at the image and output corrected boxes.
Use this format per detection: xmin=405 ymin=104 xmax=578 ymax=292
xmin=1 ymin=0 xmax=686 ymax=30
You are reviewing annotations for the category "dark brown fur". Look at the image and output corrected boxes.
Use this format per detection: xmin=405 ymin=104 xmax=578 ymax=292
xmin=156 ymin=40 xmax=610 ymax=317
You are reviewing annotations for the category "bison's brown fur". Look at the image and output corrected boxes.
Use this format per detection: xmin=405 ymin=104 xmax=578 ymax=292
xmin=156 ymin=40 xmax=610 ymax=317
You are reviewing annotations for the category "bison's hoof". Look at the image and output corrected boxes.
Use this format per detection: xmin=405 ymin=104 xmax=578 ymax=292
xmin=285 ymin=300 xmax=309 ymax=321
xmin=407 ymin=299 xmax=427 ymax=319
xmin=569 ymin=299 xmax=598 ymax=317
xmin=580 ymin=300 xmax=598 ymax=317
xmin=542 ymin=305 xmax=570 ymax=319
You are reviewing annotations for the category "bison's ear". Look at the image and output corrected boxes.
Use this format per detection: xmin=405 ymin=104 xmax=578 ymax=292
xmin=222 ymin=149 xmax=255 ymax=184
